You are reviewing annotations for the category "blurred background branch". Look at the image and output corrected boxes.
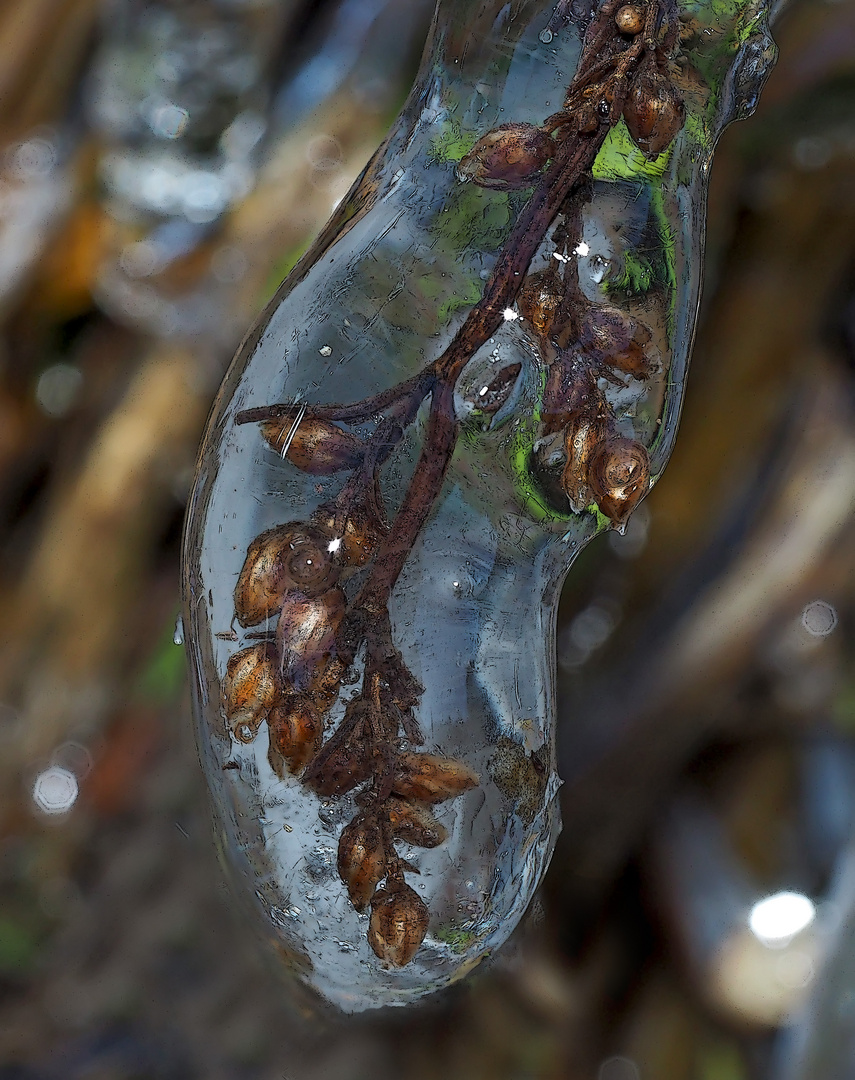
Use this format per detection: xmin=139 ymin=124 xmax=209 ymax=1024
xmin=0 ymin=0 xmax=854 ymax=1077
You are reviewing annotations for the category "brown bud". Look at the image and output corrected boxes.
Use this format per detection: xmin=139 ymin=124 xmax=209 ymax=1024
xmin=578 ymin=306 xmax=652 ymax=379
xmin=610 ymin=336 xmax=652 ymax=380
xmin=457 ymin=123 xmax=555 ymax=191
xmin=518 ymin=271 xmax=563 ymax=339
xmin=368 ymin=882 xmax=430 ymax=967
xmin=561 ymin=412 xmax=611 ymax=514
xmin=224 ymin=644 xmax=278 ymax=742
xmin=461 ymin=363 xmax=522 ymax=415
xmin=541 ymin=358 xmax=602 ymax=434
xmin=623 ymin=73 xmax=685 ymax=159
xmin=309 ymin=655 xmax=348 ymax=708
xmin=312 ymin=496 xmax=386 ymax=569
xmin=267 ymin=695 xmax=323 ymax=777
xmin=234 ymin=523 xmax=340 ymax=627
xmin=303 ymin=720 xmax=371 ymax=797
xmin=392 ymin=752 xmax=479 ymax=805
xmin=337 ymin=812 xmax=386 ymax=911
xmin=588 ymin=437 xmax=650 ymax=527
xmin=575 ymin=103 xmax=601 ymax=135
xmin=260 ymin=414 xmax=363 ymax=475
xmin=282 ymin=534 xmax=341 ymax=596
xmin=385 ymin=798 xmax=448 ymax=849
xmin=276 ymin=587 xmax=346 ymax=696
xmin=615 ymin=4 xmax=645 ymax=34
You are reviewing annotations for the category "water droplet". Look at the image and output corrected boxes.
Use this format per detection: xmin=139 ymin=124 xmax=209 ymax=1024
xmin=35 ymin=364 xmax=83 ymax=418
xmin=598 ymin=1057 xmax=640 ymax=1080
xmin=801 ymin=600 xmax=837 ymax=638
xmin=51 ymin=742 xmax=93 ymax=779
xmin=150 ymin=102 xmax=189 ymax=139
xmin=539 ymin=27 xmax=554 ymax=43
xmin=32 ymin=766 xmax=78 ymax=816
xmin=173 ymin=616 xmax=185 ymax=645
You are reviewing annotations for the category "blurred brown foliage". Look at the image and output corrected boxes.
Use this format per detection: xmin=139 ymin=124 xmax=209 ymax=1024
xmin=0 ymin=1 xmax=854 ymax=1078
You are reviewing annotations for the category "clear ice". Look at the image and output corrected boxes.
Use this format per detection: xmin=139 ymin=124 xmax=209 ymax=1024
xmin=182 ymin=0 xmax=778 ymax=1011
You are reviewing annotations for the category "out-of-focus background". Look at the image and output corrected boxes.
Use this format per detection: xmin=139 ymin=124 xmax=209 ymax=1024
xmin=0 ymin=0 xmax=854 ymax=1077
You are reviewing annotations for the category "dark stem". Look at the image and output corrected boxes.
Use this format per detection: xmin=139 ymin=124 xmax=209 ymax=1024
xmin=354 ymin=376 xmax=458 ymax=617
xmin=234 ymin=371 xmax=434 ymax=428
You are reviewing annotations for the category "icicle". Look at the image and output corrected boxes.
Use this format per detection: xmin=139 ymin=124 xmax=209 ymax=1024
xmin=182 ymin=0 xmax=778 ymax=1011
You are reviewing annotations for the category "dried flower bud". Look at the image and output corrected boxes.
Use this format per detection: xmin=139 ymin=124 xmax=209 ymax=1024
xmin=392 ymin=752 xmax=479 ymax=804
xmin=368 ymin=882 xmax=430 ymax=967
xmin=337 ymin=812 xmax=386 ymax=911
xmin=235 ymin=523 xmax=340 ymax=627
xmin=277 ymin=587 xmax=346 ymax=695
xmin=457 ymin=123 xmax=555 ymax=191
xmin=615 ymin=4 xmax=645 ymax=34
xmin=561 ymin=412 xmax=611 ymax=514
xmin=312 ymin=485 xmax=387 ymax=569
xmin=540 ymin=357 xmax=603 ymax=435
xmin=461 ymin=363 xmax=522 ymax=415
xmin=384 ymin=797 xmax=448 ymax=848
xmin=575 ymin=103 xmax=601 ymax=134
xmin=623 ymin=73 xmax=685 ymax=159
xmin=282 ymin=534 xmax=340 ymax=596
xmin=518 ymin=271 xmax=563 ymax=339
xmin=228 ymin=713 xmax=262 ymax=744
xmin=578 ymin=306 xmax=652 ymax=379
xmin=588 ymin=437 xmax=650 ymax=527
xmin=260 ymin=414 xmax=363 ymax=475
xmin=309 ymin=656 xmax=348 ymax=708
xmin=224 ymin=643 xmax=278 ymax=741
xmin=267 ymin=695 xmax=323 ymax=777
xmin=303 ymin=720 xmax=371 ymax=797
xmin=610 ymin=337 xmax=652 ymax=379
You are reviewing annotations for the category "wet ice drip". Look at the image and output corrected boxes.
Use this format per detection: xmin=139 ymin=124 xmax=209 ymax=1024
xmin=182 ymin=0 xmax=777 ymax=1011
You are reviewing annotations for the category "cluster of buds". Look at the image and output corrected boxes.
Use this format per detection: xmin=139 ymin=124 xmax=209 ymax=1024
xmin=334 ymin=752 xmax=477 ymax=965
xmin=214 ymin=0 xmax=686 ymax=978
xmin=223 ymin=642 xmax=326 ymax=774
xmin=299 ymin=692 xmax=478 ymax=965
xmin=223 ymin=409 xmax=389 ymax=772
xmin=223 ymin=518 xmax=349 ymax=778
xmin=549 ymin=2 xmax=684 ymax=156
xmin=549 ymin=381 xmax=651 ymax=528
xmin=520 ymin=276 xmax=654 ymax=527
xmin=223 ymin=405 xmax=481 ymax=967
xmin=613 ymin=4 xmax=685 ymax=158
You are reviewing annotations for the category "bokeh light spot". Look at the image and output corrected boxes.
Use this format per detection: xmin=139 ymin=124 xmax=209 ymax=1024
xmin=749 ymin=891 xmax=815 ymax=945
xmin=32 ymin=766 xmax=79 ymax=816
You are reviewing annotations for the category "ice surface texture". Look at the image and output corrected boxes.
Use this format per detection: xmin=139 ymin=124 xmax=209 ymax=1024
xmin=182 ymin=0 xmax=777 ymax=1012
